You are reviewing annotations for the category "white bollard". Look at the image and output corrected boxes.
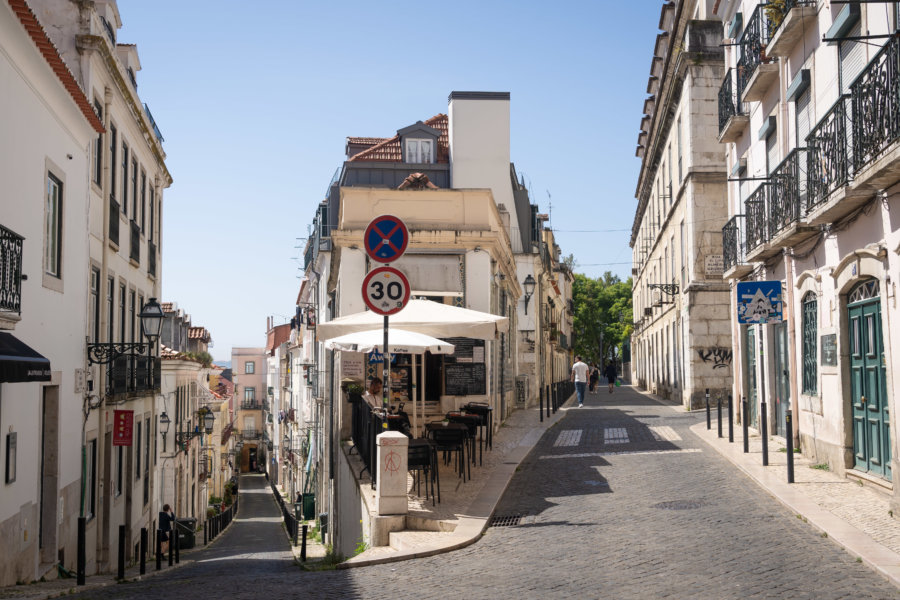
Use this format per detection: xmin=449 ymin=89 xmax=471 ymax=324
xmin=375 ymin=431 xmax=409 ymax=515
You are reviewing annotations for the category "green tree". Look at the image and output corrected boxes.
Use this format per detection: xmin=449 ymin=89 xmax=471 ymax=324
xmin=572 ymin=272 xmax=633 ymax=365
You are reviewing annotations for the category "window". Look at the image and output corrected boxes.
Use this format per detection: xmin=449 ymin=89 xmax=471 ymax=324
xmin=802 ymin=292 xmax=817 ymax=394
xmin=244 ymin=387 xmax=256 ymax=403
xmin=107 ymin=277 xmax=115 ymax=343
xmin=138 ymin=294 xmax=144 ymax=340
xmin=135 ymin=420 xmax=141 ymax=479
xmin=90 ymin=268 xmax=100 ymax=342
xmin=119 ymin=282 xmax=126 ymax=343
xmin=129 ymin=290 xmax=136 ymax=343
xmin=405 ymin=139 xmax=433 ymax=163
xmin=679 ymin=220 xmax=686 ymax=288
xmin=121 ymin=142 xmax=128 ymax=215
xmin=44 ymin=173 xmax=62 ymax=278
xmin=676 ymin=117 xmax=683 ymax=183
xmin=149 ymin=188 xmax=155 ymax=241
xmin=140 ymin=171 xmax=146 ymax=232
xmin=86 ymin=439 xmax=97 ymax=518
xmin=93 ymin=100 xmax=103 ymax=186
xmin=115 ymin=445 xmax=123 ymax=496
xmin=131 ymin=158 xmax=138 ymax=221
xmin=245 ymin=361 xmax=255 ymax=374
xmin=109 ymin=125 xmax=117 ymax=198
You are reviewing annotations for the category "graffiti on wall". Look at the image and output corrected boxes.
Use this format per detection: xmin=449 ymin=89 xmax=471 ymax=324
xmin=697 ymin=346 xmax=732 ymax=369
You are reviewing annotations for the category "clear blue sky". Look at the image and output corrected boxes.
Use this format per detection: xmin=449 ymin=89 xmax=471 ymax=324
xmin=118 ymin=1 xmax=661 ymax=361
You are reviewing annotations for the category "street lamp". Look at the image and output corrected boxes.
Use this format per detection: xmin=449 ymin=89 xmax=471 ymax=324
xmin=159 ymin=411 xmax=171 ymax=453
xmin=87 ymin=297 xmax=164 ymax=393
xmin=522 ymin=274 xmax=536 ymax=314
xmin=175 ymin=409 xmax=215 ymax=447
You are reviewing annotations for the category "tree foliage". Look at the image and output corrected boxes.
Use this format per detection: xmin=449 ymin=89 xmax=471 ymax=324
xmin=572 ymin=272 xmax=633 ymax=365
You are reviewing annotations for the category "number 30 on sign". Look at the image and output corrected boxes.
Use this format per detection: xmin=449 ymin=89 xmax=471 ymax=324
xmin=362 ymin=266 xmax=410 ymax=316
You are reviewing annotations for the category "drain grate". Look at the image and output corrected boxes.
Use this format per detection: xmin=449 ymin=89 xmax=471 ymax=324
xmin=489 ymin=514 xmax=523 ymax=527
xmin=652 ymin=500 xmax=704 ymax=510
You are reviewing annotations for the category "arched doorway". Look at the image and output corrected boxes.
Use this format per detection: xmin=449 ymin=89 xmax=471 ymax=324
xmin=848 ymin=279 xmax=890 ymax=480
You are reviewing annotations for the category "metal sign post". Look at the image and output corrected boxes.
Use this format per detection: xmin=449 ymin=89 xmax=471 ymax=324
xmin=362 ymin=216 xmax=410 ymax=426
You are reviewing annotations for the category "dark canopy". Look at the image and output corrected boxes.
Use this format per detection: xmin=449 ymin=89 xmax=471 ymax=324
xmin=0 ymin=332 xmax=51 ymax=383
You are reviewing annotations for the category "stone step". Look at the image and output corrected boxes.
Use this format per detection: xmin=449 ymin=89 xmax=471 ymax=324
xmin=388 ymin=529 xmax=455 ymax=553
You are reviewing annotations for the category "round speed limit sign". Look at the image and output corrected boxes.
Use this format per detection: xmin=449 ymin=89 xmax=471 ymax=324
xmin=361 ymin=267 xmax=410 ymax=316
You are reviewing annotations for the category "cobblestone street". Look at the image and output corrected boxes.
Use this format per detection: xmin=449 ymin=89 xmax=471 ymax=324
xmin=73 ymin=388 xmax=900 ymax=599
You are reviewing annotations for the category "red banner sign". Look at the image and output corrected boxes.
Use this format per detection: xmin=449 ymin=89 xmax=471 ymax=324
xmin=113 ymin=410 xmax=134 ymax=446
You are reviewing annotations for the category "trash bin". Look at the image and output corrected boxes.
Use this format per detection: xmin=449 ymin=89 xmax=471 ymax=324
xmin=301 ymin=493 xmax=316 ymax=520
xmin=318 ymin=512 xmax=328 ymax=535
xmin=175 ymin=517 xmax=197 ymax=549
xmin=293 ymin=503 xmax=302 ymax=521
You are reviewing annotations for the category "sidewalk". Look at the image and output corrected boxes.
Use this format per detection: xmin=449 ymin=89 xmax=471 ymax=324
xmin=299 ymin=397 xmax=572 ymax=568
xmin=688 ymin=401 xmax=900 ymax=588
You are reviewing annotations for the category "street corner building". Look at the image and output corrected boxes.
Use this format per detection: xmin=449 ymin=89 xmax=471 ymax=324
xmin=716 ymin=0 xmax=900 ymax=507
xmin=631 ymin=0 xmax=733 ymax=410
xmin=0 ymin=0 xmax=173 ymax=586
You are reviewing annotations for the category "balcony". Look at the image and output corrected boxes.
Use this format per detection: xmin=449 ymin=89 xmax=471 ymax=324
xmin=240 ymin=401 xmax=262 ymax=411
xmin=108 ymin=352 xmax=160 ymax=396
xmin=850 ymin=35 xmax=900 ymax=194
xmin=767 ymin=0 xmax=817 ymax=58
xmin=806 ymin=96 xmax=871 ymax=225
xmin=240 ymin=428 xmax=261 ymax=440
xmin=737 ymin=5 xmax=778 ymax=103
xmin=0 ymin=225 xmax=24 ymax=315
xmin=109 ymin=197 xmax=119 ymax=246
xmin=718 ymin=69 xmax=750 ymax=143
xmin=767 ymin=148 xmax=817 ymax=248
xmin=722 ymin=215 xmax=752 ymax=280
xmin=129 ymin=220 xmax=140 ymax=264
xmin=744 ymin=184 xmax=772 ymax=261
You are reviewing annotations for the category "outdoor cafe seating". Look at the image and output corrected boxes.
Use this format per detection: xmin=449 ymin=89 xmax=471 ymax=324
xmin=446 ymin=411 xmax=483 ymax=466
xmin=407 ymin=438 xmax=439 ymax=505
xmin=426 ymin=421 xmax=470 ymax=482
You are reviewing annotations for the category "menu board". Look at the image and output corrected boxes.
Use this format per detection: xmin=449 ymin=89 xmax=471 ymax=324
xmin=443 ymin=338 xmax=485 ymax=364
xmin=445 ymin=363 xmax=486 ymax=396
xmin=389 ymin=360 xmax=411 ymax=404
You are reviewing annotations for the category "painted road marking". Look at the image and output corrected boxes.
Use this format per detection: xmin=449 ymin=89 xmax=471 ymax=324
xmin=538 ymin=449 xmax=702 ymax=460
xmin=604 ymin=427 xmax=629 ymax=444
xmin=649 ymin=425 xmax=681 ymax=442
xmin=554 ymin=429 xmax=583 ymax=447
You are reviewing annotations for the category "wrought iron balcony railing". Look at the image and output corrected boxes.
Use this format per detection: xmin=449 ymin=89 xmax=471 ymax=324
xmin=0 ymin=224 xmax=24 ymax=314
xmin=105 ymin=350 xmax=160 ymax=396
xmin=130 ymin=220 xmax=140 ymax=263
xmin=240 ymin=401 xmax=262 ymax=411
xmin=745 ymin=185 xmax=769 ymax=253
xmin=240 ymin=428 xmax=261 ymax=440
xmin=722 ymin=214 xmax=746 ymax=272
xmin=806 ymin=95 xmax=852 ymax=210
xmin=718 ymin=68 xmax=743 ymax=134
xmin=736 ymin=4 xmax=773 ymax=97
xmin=851 ymin=35 xmax=900 ymax=174
xmin=109 ymin=197 xmax=119 ymax=245
xmin=768 ymin=148 xmax=807 ymax=237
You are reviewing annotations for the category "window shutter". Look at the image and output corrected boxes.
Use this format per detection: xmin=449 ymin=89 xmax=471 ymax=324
xmin=766 ymin=132 xmax=779 ymax=175
xmin=840 ymin=24 xmax=866 ymax=94
xmin=796 ymin=88 xmax=812 ymax=146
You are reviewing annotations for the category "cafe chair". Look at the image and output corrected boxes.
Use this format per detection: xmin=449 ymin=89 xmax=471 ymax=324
xmin=407 ymin=438 xmax=439 ymax=505
xmin=428 ymin=422 xmax=469 ymax=483
xmin=462 ymin=402 xmax=493 ymax=451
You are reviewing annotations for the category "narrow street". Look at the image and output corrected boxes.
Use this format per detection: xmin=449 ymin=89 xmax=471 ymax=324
xmin=81 ymin=389 xmax=899 ymax=599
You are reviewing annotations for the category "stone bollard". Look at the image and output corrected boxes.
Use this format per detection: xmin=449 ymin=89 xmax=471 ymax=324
xmin=375 ymin=431 xmax=409 ymax=516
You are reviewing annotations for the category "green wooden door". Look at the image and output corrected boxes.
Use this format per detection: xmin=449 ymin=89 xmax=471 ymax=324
xmin=746 ymin=326 xmax=758 ymax=429
xmin=849 ymin=280 xmax=890 ymax=480
xmin=774 ymin=322 xmax=790 ymax=437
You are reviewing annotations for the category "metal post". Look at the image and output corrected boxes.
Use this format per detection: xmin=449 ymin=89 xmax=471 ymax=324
xmin=140 ymin=527 xmax=147 ymax=575
xmin=742 ymin=397 xmax=749 ymax=454
xmin=705 ymin=389 xmax=710 ymax=430
xmin=786 ymin=410 xmax=795 ymax=483
xmin=759 ymin=326 xmax=768 ymax=466
xmin=728 ymin=394 xmax=734 ymax=443
xmin=156 ymin=530 xmax=162 ymax=571
xmin=174 ymin=522 xmax=180 ymax=564
xmin=539 ymin=386 xmax=543 ymax=422
xmin=383 ymin=315 xmax=390 ymax=428
xmin=717 ymin=395 xmax=723 ymax=438
xmin=301 ymin=524 xmax=308 ymax=561
xmin=545 ymin=385 xmax=550 ymax=418
xmin=117 ymin=524 xmax=125 ymax=580
xmin=168 ymin=531 xmax=173 ymax=566
xmin=761 ymin=401 xmax=769 ymax=466
xmin=204 ymin=520 xmax=207 ymax=546
xmin=77 ymin=517 xmax=86 ymax=585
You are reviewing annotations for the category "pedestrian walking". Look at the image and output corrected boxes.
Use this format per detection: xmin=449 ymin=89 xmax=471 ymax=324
xmin=159 ymin=504 xmax=175 ymax=554
xmin=571 ymin=355 xmax=589 ymax=407
xmin=605 ymin=361 xmax=618 ymax=394
xmin=589 ymin=363 xmax=599 ymax=393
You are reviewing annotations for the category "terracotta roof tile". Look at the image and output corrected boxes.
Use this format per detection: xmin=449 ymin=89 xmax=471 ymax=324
xmin=347 ymin=137 xmax=388 ymax=145
xmin=188 ymin=326 xmax=210 ymax=340
xmin=398 ymin=172 xmax=438 ymax=190
xmin=348 ymin=114 xmax=448 ymax=163
xmin=8 ymin=0 xmax=104 ymax=134
xmin=161 ymin=302 xmax=174 ymax=312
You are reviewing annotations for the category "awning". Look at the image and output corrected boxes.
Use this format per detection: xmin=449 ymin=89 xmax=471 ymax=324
xmin=0 ymin=332 xmax=51 ymax=383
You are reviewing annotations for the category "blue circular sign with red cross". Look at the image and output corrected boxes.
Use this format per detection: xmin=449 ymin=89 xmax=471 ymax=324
xmin=364 ymin=215 xmax=409 ymax=263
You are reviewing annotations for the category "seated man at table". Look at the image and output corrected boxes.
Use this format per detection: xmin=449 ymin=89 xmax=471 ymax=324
xmin=363 ymin=376 xmax=384 ymax=410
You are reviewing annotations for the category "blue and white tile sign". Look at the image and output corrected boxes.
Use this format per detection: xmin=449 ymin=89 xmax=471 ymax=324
xmin=737 ymin=280 xmax=783 ymax=324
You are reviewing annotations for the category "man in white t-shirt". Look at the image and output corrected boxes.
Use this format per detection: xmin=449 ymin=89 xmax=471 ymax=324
xmin=362 ymin=377 xmax=383 ymax=410
xmin=571 ymin=355 xmax=589 ymax=408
